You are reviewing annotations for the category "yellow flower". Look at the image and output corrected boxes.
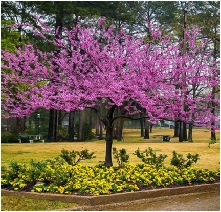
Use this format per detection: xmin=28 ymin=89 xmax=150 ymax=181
xmin=1 ymin=179 xmax=7 ymax=184
xmin=58 ymin=186 xmax=64 ymax=194
xmin=36 ymin=187 xmax=42 ymax=192
xmin=19 ymin=183 xmax=27 ymax=189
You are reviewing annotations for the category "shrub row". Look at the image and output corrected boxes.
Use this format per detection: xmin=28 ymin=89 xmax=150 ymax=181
xmin=113 ymin=147 xmax=200 ymax=169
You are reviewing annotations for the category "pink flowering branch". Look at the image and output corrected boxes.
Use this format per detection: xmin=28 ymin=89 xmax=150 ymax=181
xmin=1 ymin=18 xmax=219 ymax=126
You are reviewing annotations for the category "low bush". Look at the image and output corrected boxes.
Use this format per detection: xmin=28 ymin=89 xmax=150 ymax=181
xmin=134 ymin=147 xmax=167 ymax=168
xmin=75 ymin=123 xmax=95 ymax=140
xmin=113 ymin=148 xmax=129 ymax=167
xmin=59 ymin=149 xmax=96 ymax=166
xmin=170 ymin=151 xmax=200 ymax=169
xmin=1 ymin=132 xmax=18 ymax=143
xmin=56 ymin=126 xmax=68 ymax=141
xmin=208 ymin=139 xmax=217 ymax=148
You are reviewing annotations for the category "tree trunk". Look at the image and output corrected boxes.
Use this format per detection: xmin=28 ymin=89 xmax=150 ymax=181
xmin=96 ymin=119 xmax=104 ymax=140
xmin=48 ymin=109 xmax=57 ymax=141
xmin=34 ymin=118 xmax=38 ymax=133
xmin=116 ymin=118 xmax=124 ymax=141
xmin=113 ymin=109 xmax=118 ymax=140
xmin=58 ymin=110 xmax=62 ymax=126
xmin=68 ymin=111 xmax=75 ymax=141
xmin=97 ymin=106 xmax=104 ymax=140
xmin=99 ymin=120 xmax=104 ymax=140
xmin=143 ymin=118 xmax=149 ymax=139
xmin=188 ymin=123 xmax=193 ymax=142
xmin=140 ymin=113 xmax=144 ymax=137
xmin=15 ymin=118 xmax=25 ymax=135
xmin=113 ymin=125 xmax=117 ymax=139
xmin=105 ymin=126 xmax=114 ymax=167
xmin=96 ymin=115 xmax=100 ymax=137
xmin=28 ymin=118 xmax=32 ymax=131
xmin=89 ymin=109 xmax=93 ymax=140
xmin=149 ymin=123 xmax=153 ymax=133
xmin=116 ymin=121 xmax=123 ymax=141
xmin=78 ymin=109 xmax=86 ymax=141
xmin=179 ymin=10 xmax=187 ymax=143
xmin=183 ymin=122 xmax=187 ymax=141
xmin=104 ymin=105 xmax=116 ymax=166
xmin=179 ymin=121 xmax=183 ymax=142
xmin=211 ymin=87 xmax=216 ymax=140
xmin=179 ymin=121 xmax=187 ymax=142
xmin=174 ymin=121 xmax=179 ymax=137
xmin=211 ymin=130 xmax=216 ymax=141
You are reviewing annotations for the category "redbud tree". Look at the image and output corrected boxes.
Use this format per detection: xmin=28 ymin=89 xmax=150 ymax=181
xmin=2 ymin=18 xmax=219 ymax=166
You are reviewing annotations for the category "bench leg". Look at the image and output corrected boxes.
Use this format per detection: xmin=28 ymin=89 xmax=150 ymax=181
xmin=29 ymin=140 xmax=33 ymax=143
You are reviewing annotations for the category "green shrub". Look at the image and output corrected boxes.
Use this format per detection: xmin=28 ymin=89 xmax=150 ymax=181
xmin=1 ymin=161 xmax=27 ymax=188
xmin=75 ymin=123 xmax=95 ymax=141
xmin=1 ymin=132 xmax=18 ymax=143
xmin=83 ymin=123 xmax=94 ymax=140
xmin=27 ymin=160 xmax=49 ymax=181
xmin=170 ymin=151 xmax=200 ymax=169
xmin=56 ymin=126 xmax=68 ymax=141
xmin=8 ymin=161 xmax=23 ymax=178
xmin=208 ymin=139 xmax=217 ymax=148
xmin=134 ymin=147 xmax=167 ymax=168
xmin=59 ymin=149 xmax=96 ymax=166
xmin=113 ymin=148 xmax=129 ymax=167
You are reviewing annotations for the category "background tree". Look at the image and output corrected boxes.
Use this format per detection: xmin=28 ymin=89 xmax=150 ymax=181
xmin=182 ymin=1 xmax=220 ymax=141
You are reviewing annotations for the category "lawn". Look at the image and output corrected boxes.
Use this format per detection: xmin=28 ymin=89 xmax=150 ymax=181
xmin=1 ymin=196 xmax=78 ymax=211
xmin=1 ymin=128 xmax=220 ymax=211
xmin=1 ymin=128 xmax=220 ymax=170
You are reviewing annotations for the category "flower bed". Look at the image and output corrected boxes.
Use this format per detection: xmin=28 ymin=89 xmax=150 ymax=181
xmin=1 ymin=159 xmax=220 ymax=196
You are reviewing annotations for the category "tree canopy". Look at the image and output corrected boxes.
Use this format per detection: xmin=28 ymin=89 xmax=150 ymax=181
xmin=2 ymin=18 xmax=219 ymax=121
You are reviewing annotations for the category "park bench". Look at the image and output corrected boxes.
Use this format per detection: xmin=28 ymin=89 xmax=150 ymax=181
xmin=153 ymin=135 xmax=171 ymax=142
xmin=18 ymin=135 xmax=44 ymax=143
xmin=96 ymin=134 xmax=106 ymax=139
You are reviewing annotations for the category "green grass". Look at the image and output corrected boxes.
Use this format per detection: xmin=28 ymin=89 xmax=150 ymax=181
xmin=2 ymin=128 xmax=220 ymax=170
xmin=1 ymin=196 xmax=77 ymax=211
xmin=1 ymin=128 xmax=220 ymax=211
